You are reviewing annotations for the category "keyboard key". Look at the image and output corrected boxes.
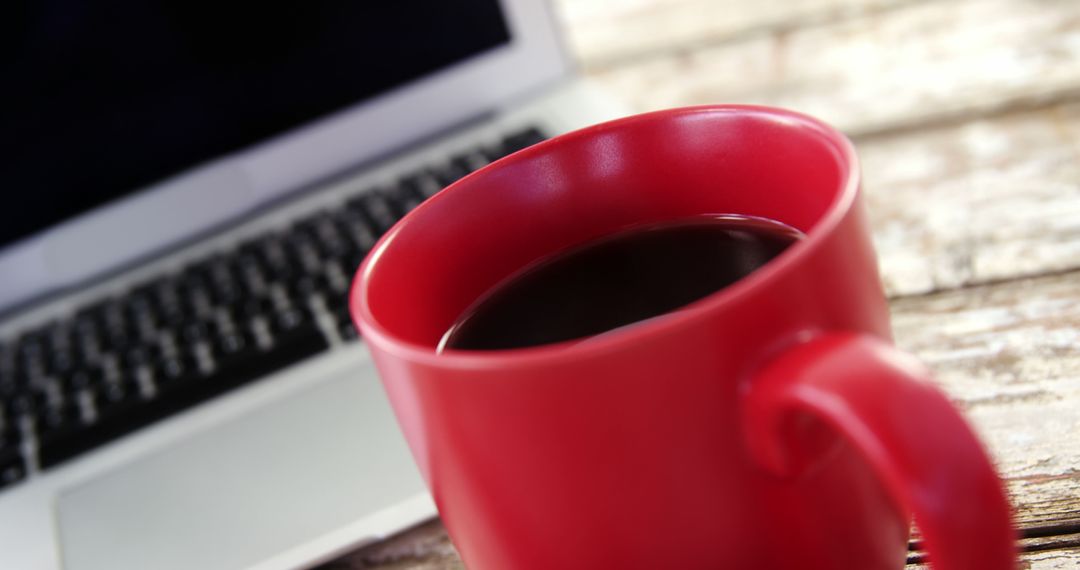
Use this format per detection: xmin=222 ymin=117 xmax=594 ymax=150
xmin=348 ymin=191 xmax=398 ymax=235
xmin=0 ymin=341 xmax=11 ymax=372
xmin=35 ymin=403 xmax=84 ymax=438
xmin=335 ymin=214 xmax=378 ymax=257
xmin=154 ymin=353 xmax=200 ymax=389
xmin=325 ymin=298 xmax=359 ymax=343
xmin=338 ymin=319 xmax=359 ymax=342
xmin=6 ymin=393 xmax=41 ymax=417
xmin=501 ymin=126 xmax=547 ymax=154
xmin=286 ymin=234 xmax=323 ymax=276
xmin=187 ymin=256 xmax=240 ymax=306
xmin=307 ymin=215 xmax=351 ymax=259
xmin=0 ymin=427 xmax=21 ymax=452
xmin=133 ymin=277 xmax=177 ymax=311
xmin=124 ymin=291 xmax=159 ymax=326
xmin=121 ymin=345 xmax=159 ymax=373
xmin=382 ymin=182 xmax=424 ymax=216
xmin=250 ymin=234 xmax=296 ymax=281
xmin=183 ymin=283 xmax=216 ymax=320
xmin=17 ymin=329 xmax=47 ymax=358
xmin=400 ymin=172 xmax=444 ymax=199
xmin=46 ymin=348 xmax=76 ymax=378
xmin=397 ymin=194 xmax=424 ymax=215
xmin=271 ymin=307 xmax=323 ymax=345
xmin=326 ymin=295 xmax=349 ymax=319
xmin=322 ymin=259 xmax=352 ymax=295
xmin=0 ymin=367 xmax=27 ymax=398
xmin=273 ymin=306 xmax=304 ymax=330
xmin=94 ymin=379 xmax=140 ymax=412
xmin=61 ymin=368 xmax=102 ymax=394
xmin=431 ymin=161 xmax=469 ymax=187
xmin=16 ymin=331 xmax=48 ymax=381
xmin=213 ymin=328 xmax=255 ymax=361
xmin=290 ymin=276 xmax=329 ymax=303
xmin=74 ymin=301 xmax=105 ymax=327
xmin=43 ymin=320 xmax=75 ymax=358
xmin=180 ymin=319 xmax=212 ymax=345
xmin=83 ymin=302 xmax=132 ymax=352
xmin=87 ymin=382 xmax=144 ymax=428
xmin=451 ymin=150 xmax=490 ymax=173
xmin=236 ymin=254 xmax=270 ymax=297
xmin=72 ymin=315 xmax=105 ymax=362
xmin=218 ymin=296 xmax=255 ymax=325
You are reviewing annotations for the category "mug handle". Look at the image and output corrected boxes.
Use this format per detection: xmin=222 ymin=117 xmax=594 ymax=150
xmin=742 ymin=332 xmax=1017 ymax=569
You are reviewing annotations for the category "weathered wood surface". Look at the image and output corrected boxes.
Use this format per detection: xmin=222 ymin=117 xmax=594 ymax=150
xmin=911 ymin=547 xmax=1080 ymax=570
xmin=555 ymin=0 xmax=917 ymax=68
xmin=566 ymin=1 xmax=1080 ymax=297
xmin=324 ymin=0 xmax=1080 ymax=567
xmin=862 ymin=103 xmax=1080 ymax=297
xmin=326 ymin=270 xmax=1080 ymax=569
xmin=584 ymin=0 xmax=1080 ymax=138
xmin=891 ymin=272 xmax=1080 ymax=535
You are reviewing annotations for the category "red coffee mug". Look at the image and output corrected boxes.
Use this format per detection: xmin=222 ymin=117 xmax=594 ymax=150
xmin=350 ymin=106 xmax=1017 ymax=569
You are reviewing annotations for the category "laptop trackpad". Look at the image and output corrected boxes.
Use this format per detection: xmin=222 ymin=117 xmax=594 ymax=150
xmin=55 ymin=369 xmax=426 ymax=570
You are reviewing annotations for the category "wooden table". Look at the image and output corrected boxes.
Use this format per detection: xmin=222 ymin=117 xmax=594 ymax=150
xmin=324 ymin=1 xmax=1080 ymax=567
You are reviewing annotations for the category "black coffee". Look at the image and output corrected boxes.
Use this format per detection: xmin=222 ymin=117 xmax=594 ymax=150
xmin=440 ymin=215 xmax=803 ymax=351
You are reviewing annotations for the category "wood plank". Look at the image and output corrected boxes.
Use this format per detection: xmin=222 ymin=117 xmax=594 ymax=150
xmin=587 ymin=0 xmax=1080 ymax=138
xmin=319 ymin=520 xmax=460 ymax=570
xmin=909 ymin=547 xmax=1080 ymax=570
xmin=552 ymin=0 xmax=915 ymax=68
xmin=890 ymin=271 xmax=1080 ymax=531
xmin=325 ymin=271 xmax=1080 ymax=568
xmin=859 ymin=103 xmax=1080 ymax=296
xmin=1007 ymin=548 xmax=1080 ymax=570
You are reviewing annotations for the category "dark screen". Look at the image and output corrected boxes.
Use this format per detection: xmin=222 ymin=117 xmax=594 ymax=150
xmin=0 ymin=0 xmax=510 ymax=248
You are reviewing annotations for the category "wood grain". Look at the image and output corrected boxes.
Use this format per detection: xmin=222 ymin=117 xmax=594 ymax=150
xmin=586 ymin=0 xmax=1080 ymax=138
xmin=319 ymin=520 xmax=460 ymax=570
xmin=859 ymin=103 xmax=1080 ymax=297
xmin=552 ymin=0 xmax=917 ymax=68
xmin=891 ymin=271 xmax=1080 ymax=531
xmin=911 ymin=547 xmax=1080 ymax=570
xmin=910 ymin=547 xmax=1080 ymax=570
xmin=325 ymin=270 xmax=1080 ymax=569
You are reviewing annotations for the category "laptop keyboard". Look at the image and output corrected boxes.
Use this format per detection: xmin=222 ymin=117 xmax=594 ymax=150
xmin=0 ymin=126 xmax=547 ymax=490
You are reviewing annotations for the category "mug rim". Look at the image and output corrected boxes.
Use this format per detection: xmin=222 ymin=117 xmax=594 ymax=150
xmin=350 ymin=105 xmax=860 ymax=370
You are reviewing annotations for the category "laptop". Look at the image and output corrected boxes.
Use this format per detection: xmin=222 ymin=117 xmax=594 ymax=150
xmin=0 ymin=1 xmax=626 ymax=568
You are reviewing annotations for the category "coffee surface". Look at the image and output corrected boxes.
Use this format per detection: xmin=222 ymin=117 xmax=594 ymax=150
xmin=440 ymin=215 xmax=803 ymax=351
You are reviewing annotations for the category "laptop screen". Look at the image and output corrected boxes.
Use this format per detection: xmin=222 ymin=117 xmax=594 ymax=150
xmin=1 ymin=0 xmax=510 ymax=250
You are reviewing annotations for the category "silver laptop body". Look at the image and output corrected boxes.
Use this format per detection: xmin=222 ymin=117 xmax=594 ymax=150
xmin=0 ymin=1 xmax=626 ymax=568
